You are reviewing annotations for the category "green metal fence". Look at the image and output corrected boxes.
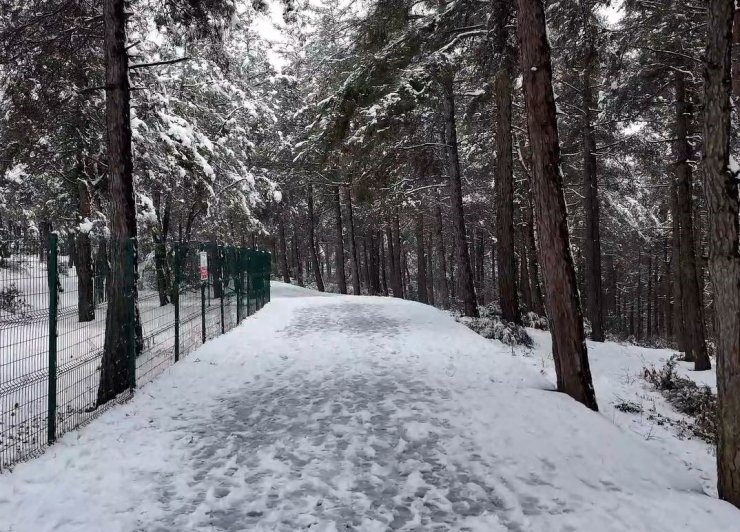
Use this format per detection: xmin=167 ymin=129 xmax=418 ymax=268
xmin=0 ymin=235 xmax=271 ymax=470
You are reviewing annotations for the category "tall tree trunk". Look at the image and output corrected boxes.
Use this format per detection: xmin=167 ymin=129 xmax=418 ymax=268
xmin=385 ymin=220 xmax=403 ymax=298
xmin=475 ymin=230 xmax=485 ymax=305
xmin=663 ymin=236 xmax=672 ymax=339
xmin=344 ymin=185 xmax=361 ymax=295
xmin=520 ymin=238 xmax=533 ymax=312
xmin=674 ymin=72 xmax=710 ymax=370
xmin=494 ymin=66 xmax=520 ymax=323
xmin=278 ymin=215 xmax=291 ymax=283
xmin=704 ymin=0 xmax=740 ymax=505
xmin=637 ymin=247 xmax=643 ymax=340
xmin=517 ymin=0 xmax=597 ymax=410
xmin=615 ymin=281 xmax=622 ymax=335
xmin=380 ymin=230 xmax=389 ymax=295
xmin=439 ymin=74 xmax=478 ymax=317
xmin=433 ymin=191 xmax=450 ymax=309
xmin=362 ymin=238 xmax=371 ymax=294
xmin=325 ymin=243 xmax=332 ymax=282
xmin=525 ymin=180 xmax=545 ymax=315
xmin=403 ymin=250 xmax=411 ymax=298
xmin=98 ymin=0 xmax=140 ymax=406
xmin=427 ymin=240 xmax=436 ymax=306
xmin=370 ymin=231 xmax=381 ymax=294
xmin=292 ymin=223 xmax=304 ymax=287
xmin=333 ymin=186 xmax=347 ymax=294
xmin=393 ymin=210 xmax=404 ymax=298
xmin=581 ymin=31 xmax=604 ymax=342
xmin=671 ymin=186 xmax=686 ymax=350
xmin=94 ymin=240 xmax=108 ymax=305
xmin=647 ymin=253 xmax=653 ymax=339
xmin=416 ymin=210 xmax=428 ymax=304
xmin=307 ymin=184 xmax=325 ymax=292
xmin=152 ymin=191 xmax=171 ymax=307
xmin=448 ymin=237 xmax=456 ymax=300
xmin=76 ymin=178 xmax=95 ymax=322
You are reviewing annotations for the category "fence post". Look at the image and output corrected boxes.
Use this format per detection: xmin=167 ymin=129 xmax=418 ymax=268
xmin=46 ymin=233 xmax=58 ymax=446
xmin=264 ymin=252 xmax=269 ymax=306
xmin=127 ymin=238 xmax=137 ymax=391
xmin=219 ymin=247 xmax=225 ymax=335
xmin=236 ymin=248 xmax=242 ymax=324
xmin=200 ymin=245 xmax=206 ymax=343
xmin=267 ymin=252 xmax=271 ymax=303
xmin=246 ymin=252 xmax=252 ymax=316
xmin=173 ymin=243 xmax=181 ymax=362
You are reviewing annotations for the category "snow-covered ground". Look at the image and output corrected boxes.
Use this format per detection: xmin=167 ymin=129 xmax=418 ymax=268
xmin=0 ymin=282 xmax=737 ymax=531
xmin=1 ymin=253 xmax=245 ymax=467
xmin=523 ymin=329 xmax=721 ymax=497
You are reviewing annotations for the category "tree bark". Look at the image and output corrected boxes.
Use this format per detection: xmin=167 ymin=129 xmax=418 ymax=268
xmin=439 ymin=74 xmax=478 ymax=317
xmin=362 ymin=238 xmax=371 ymax=294
xmin=704 ymin=0 xmax=740 ymax=505
xmin=671 ymin=184 xmax=686 ymax=350
xmin=344 ymin=185 xmax=361 ymax=295
xmin=581 ymin=32 xmax=604 ymax=342
xmin=494 ymin=67 xmax=520 ymax=323
xmin=519 ymin=237 xmax=533 ymax=312
xmin=278 ymin=214 xmax=291 ymax=283
xmin=386 ymin=218 xmax=402 ymax=297
xmin=637 ymin=247 xmax=643 ymax=340
xmin=391 ymin=207 xmax=406 ymax=298
xmin=517 ymin=0 xmax=597 ymax=410
xmin=416 ymin=209 xmax=428 ymax=304
xmin=525 ymin=178 xmax=545 ymax=315
xmin=475 ymin=230 xmax=485 ymax=305
xmin=94 ymin=240 xmax=108 ymax=305
xmin=427 ymin=238 xmax=436 ymax=305
xmin=369 ymin=231 xmax=381 ymax=295
xmin=98 ymin=0 xmax=140 ymax=406
xmin=292 ymin=223 xmax=304 ymax=287
xmin=647 ymin=253 xmax=653 ymax=339
xmin=152 ymin=191 xmax=171 ymax=307
xmin=433 ymin=191 xmax=450 ymax=309
xmin=307 ymin=183 xmax=325 ymax=292
xmin=380 ymin=230 xmax=389 ymax=295
xmin=333 ymin=185 xmax=347 ymax=294
xmin=76 ymin=178 xmax=95 ymax=322
xmin=674 ymin=72 xmax=710 ymax=370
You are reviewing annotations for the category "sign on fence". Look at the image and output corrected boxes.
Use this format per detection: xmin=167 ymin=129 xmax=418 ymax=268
xmin=199 ymin=251 xmax=208 ymax=281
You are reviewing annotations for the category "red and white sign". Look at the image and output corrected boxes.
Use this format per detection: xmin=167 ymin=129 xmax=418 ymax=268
xmin=199 ymin=252 xmax=208 ymax=281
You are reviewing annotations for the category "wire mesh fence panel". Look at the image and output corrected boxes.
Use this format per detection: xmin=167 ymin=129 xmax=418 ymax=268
xmin=54 ymin=234 xmax=107 ymax=438
xmin=0 ymin=239 xmax=50 ymax=468
xmin=0 ymin=235 xmax=270 ymax=470
xmin=136 ymin=242 xmax=178 ymax=386
xmin=177 ymin=245 xmax=206 ymax=361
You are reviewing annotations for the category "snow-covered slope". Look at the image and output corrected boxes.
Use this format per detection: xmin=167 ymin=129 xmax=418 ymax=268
xmin=525 ymin=329 xmax=720 ymax=497
xmin=0 ymin=283 xmax=737 ymax=531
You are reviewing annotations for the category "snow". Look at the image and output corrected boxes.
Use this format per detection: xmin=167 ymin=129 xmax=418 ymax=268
xmin=728 ymin=155 xmax=739 ymax=177
xmin=1 ymin=283 xmax=738 ymax=531
xmin=524 ymin=329 xmax=721 ymax=497
xmin=4 ymin=163 xmax=28 ymax=184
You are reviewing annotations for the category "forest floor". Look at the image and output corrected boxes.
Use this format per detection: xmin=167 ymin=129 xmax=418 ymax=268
xmin=0 ymin=282 xmax=738 ymax=531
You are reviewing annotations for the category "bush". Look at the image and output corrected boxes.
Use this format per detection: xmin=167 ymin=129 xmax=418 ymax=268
xmin=642 ymin=356 xmax=717 ymax=444
xmin=522 ymin=311 xmax=548 ymax=330
xmin=0 ymin=284 xmax=30 ymax=316
xmin=458 ymin=305 xmax=533 ymax=347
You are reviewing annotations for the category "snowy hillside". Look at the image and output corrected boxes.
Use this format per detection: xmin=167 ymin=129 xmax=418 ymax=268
xmin=0 ymin=283 xmax=736 ymax=531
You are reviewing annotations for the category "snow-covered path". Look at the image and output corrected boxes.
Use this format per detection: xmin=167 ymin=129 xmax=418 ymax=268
xmin=1 ymin=283 xmax=738 ymax=531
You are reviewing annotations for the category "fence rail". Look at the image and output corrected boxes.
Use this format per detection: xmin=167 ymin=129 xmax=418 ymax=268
xmin=0 ymin=235 xmax=271 ymax=470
